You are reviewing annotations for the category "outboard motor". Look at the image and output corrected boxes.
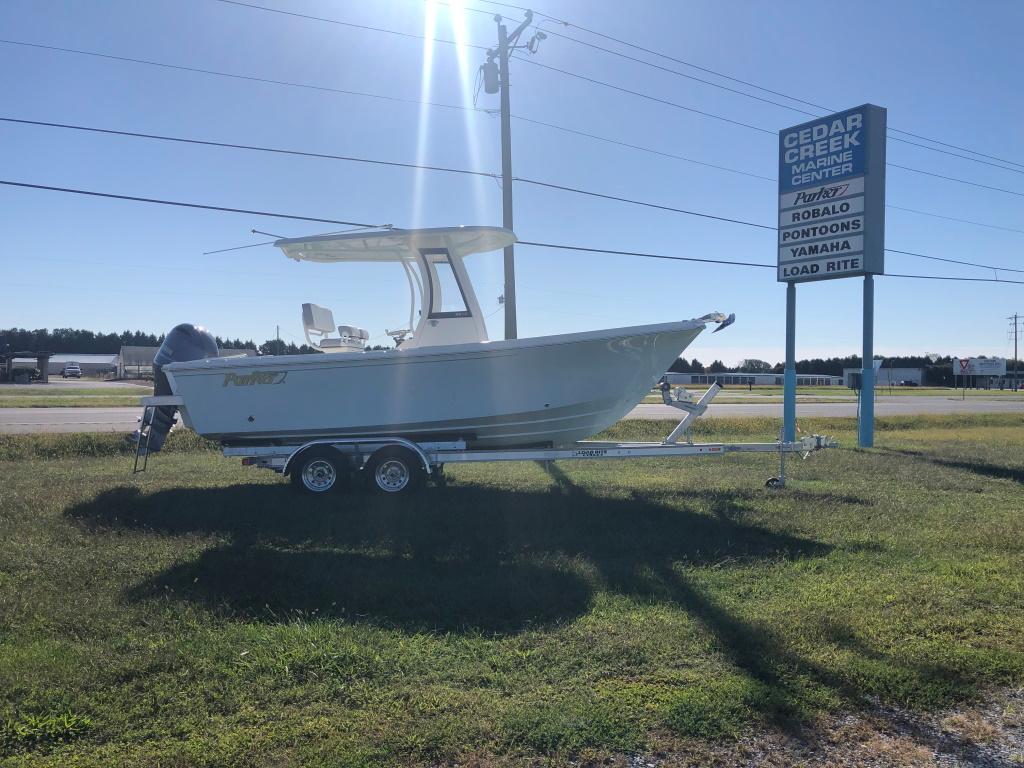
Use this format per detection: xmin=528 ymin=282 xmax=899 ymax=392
xmin=143 ymin=323 xmax=218 ymax=452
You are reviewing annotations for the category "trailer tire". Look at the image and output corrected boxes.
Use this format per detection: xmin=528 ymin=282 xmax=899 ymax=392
xmin=365 ymin=446 xmax=425 ymax=495
xmin=290 ymin=447 xmax=347 ymax=494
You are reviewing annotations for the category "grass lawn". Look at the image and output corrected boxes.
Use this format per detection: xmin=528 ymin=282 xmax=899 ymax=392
xmin=1 ymin=415 xmax=1023 ymax=765
xmin=0 ymin=397 xmax=144 ymax=408
xmin=0 ymin=387 xmax=148 ymax=408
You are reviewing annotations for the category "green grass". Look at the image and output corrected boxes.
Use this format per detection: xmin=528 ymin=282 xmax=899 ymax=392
xmin=0 ymin=387 xmax=148 ymax=408
xmin=1 ymin=414 xmax=1023 ymax=765
xmin=0 ymin=397 xmax=144 ymax=408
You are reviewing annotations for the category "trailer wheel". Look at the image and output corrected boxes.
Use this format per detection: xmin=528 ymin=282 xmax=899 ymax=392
xmin=290 ymin=447 xmax=347 ymax=494
xmin=765 ymin=477 xmax=782 ymax=489
xmin=365 ymin=446 xmax=425 ymax=494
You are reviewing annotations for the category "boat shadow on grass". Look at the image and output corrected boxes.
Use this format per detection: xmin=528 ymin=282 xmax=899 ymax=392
xmin=64 ymin=482 xmax=986 ymax=729
xmin=67 ymin=480 xmax=833 ymax=635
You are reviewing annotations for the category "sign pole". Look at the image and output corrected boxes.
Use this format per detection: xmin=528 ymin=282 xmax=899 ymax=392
xmin=783 ymin=281 xmax=797 ymax=442
xmin=858 ymin=274 xmax=875 ymax=448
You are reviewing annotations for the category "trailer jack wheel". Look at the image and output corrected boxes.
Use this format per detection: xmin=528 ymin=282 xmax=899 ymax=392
xmin=765 ymin=477 xmax=783 ymax=489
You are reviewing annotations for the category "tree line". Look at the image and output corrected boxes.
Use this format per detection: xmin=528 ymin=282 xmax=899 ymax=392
xmin=0 ymin=327 xmax=370 ymax=357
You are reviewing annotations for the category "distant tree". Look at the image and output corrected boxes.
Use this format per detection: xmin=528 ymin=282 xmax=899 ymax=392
xmin=708 ymin=359 xmax=727 ymax=373
xmin=690 ymin=358 xmax=704 ymax=373
xmin=668 ymin=357 xmax=693 ymax=373
xmin=738 ymin=358 xmax=772 ymax=373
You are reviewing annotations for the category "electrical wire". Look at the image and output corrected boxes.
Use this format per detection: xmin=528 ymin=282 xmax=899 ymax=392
xmin=1 ymin=175 xmax=1019 ymax=285
xmin=5 ymin=38 xmax=1024 ymax=201
xmin=206 ymin=0 xmax=1024 ymax=173
xmin=463 ymin=0 xmax=1024 ymax=171
xmin=213 ymin=0 xmax=488 ymax=51
xmin=0 ymin=179 xmax=390 ymax=228
xmin=11 ymin=115 xmax=1022 ymax=237
xmin=3 ymin=115 xmax=1022 ymax=273
xmin=513 ymin=178 xmax=774 ymax=230
xmin=0 ymin=117 xmax=497 ymax=179
xmin=0 ymin=39 xmax=482 ymax=116
xmin=518 ymin=241 xmax=1024 ymax=284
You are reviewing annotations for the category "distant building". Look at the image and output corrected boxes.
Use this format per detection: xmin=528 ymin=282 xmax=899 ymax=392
xmin=843 ymin=367 xmax=924 ymax=387
xmin=47 ymin=353 xmax=118 ymax=376
xmin=117 ymin=345 xmax=256 ymax=379
xmin=666 ymin=372 xmax=842 ymax=386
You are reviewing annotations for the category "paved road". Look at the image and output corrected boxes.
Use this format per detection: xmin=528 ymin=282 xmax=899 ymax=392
xmin=2 ymin=396 xmax=1023 ymax=434
xmin=629 ymin=396 xmax=1024 ymax=420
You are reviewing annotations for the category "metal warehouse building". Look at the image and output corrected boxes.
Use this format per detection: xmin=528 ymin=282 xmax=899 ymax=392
xmin=666 ymin=372 xmax=842 ymax=386
xmin=843 ymin=367 xmax=924 ymax=387
xmin=118 ymin=345 xmax=256 ymax=379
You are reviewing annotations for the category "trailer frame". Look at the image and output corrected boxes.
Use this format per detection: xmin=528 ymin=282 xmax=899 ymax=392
xmin=137 ymin=383 xmax=836 ymax=490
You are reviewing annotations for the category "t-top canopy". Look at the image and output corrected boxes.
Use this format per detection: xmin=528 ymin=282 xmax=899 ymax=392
xmin=275 ymin=226 xmax=516 ymax=263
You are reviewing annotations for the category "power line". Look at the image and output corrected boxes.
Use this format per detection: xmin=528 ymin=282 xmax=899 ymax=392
xmin=6 ymin=37 xmax=1024 ymax=202
xmin=213 ymin=0 xmax=487 ymax=50
xmin=885 ymin=248 xmax=1024 ymax=275
xmin=0 ymin=117 xmax=497 ymax=179
xmin=0 ymin=175 xmax=1018 ymax=286
xmin=5 ymin=116 xmax=1023 ymax=273
xmin=0 ymin=39 xmax=483 ymax=116
xmin=519 ymin=241 xmax=1024 ymax=285
xmin=885 ymin=205 xmax=1024 ymax=236
xmin=513 ymin=178 xmax=774 ymax=230
xmin=884 ymin=276 xmax=1024 ymax=288
xmin=886 ymin=162 xmax=1024 ymax=199
xmin=12 ymin=114 xmax=1024 ymax=238
xmin=0 ymin=180 xmax=390 ymax=228
xmin=510 ymin=114 xmax=775 ymax=181
xmin=517 ymin=240 xmax=772 ymax=268
xmin=465 ymin=0 xmax=1024 ymax=171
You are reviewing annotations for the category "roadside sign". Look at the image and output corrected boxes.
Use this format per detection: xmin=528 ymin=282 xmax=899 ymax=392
xmin=778 ymin=104 xmax=887 ymax=283
xmin=954 ymin=358 xmax=1006 ymax=376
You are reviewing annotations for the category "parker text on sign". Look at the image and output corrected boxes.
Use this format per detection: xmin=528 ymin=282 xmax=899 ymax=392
xmin=777 ymin=105 xmax=886 ymax=283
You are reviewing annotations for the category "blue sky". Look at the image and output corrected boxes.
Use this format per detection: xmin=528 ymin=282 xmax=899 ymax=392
xmin=2 ymin=0 xmax=1023 ymax=364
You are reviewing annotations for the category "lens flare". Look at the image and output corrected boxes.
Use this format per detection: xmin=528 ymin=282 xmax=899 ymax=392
xmin=412 ymin=0 xmax=438 ymax=228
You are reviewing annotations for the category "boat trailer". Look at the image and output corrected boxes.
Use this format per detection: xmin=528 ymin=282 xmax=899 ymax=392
xmin=136 ymin=383 xmax=836 ymax=492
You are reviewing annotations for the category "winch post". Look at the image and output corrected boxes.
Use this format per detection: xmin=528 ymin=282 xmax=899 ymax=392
xmin=665 ymin=383 xmax=721 ymax=444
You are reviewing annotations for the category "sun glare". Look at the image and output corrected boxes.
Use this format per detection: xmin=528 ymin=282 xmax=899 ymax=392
xmin=412 ymin=0 xmax=438 ymax=228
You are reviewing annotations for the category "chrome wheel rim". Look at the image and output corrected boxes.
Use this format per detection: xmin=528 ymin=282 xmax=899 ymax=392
xmin=302 ymin=459 xmax=336 ymax=492
xmin=375 ymin=459 xmax=410 ymax=492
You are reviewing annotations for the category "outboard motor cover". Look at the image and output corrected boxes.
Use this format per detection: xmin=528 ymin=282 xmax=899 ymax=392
xmin=145 ymin=324 xmax=218 ymax=452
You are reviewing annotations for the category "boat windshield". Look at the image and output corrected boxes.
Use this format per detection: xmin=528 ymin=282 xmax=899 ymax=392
xmin=423 ymin=250 xmax=470 ymax=318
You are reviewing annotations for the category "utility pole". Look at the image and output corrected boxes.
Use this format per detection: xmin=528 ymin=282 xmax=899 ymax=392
xmin=1010 ymin=313 xmax=1022 ymax=391
xmin=481 ymin=12 xmax=545 ymax=340
xmin=276 ymin=324 xmax=281 ymax=356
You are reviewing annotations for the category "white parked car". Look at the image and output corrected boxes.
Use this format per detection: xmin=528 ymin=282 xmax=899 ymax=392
xmin=62 ymin=363 xmax=82 ymax=379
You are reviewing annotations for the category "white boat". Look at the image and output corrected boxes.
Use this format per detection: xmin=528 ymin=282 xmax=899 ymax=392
xmin=155 ymin=227 xmax=731 ymax=448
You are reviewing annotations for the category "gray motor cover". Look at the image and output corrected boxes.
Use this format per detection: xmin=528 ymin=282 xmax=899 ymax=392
xmin=147 ymin=324 xmax=218 ymax=451
xmin=154 ymin=323 xmax=219 ymax=396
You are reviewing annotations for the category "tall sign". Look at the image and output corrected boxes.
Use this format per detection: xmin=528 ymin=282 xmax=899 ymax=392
xmin=778 ymin=105 xmax=886 ymax=283
xmin=777 ymin=104 xmax=887 ymax=454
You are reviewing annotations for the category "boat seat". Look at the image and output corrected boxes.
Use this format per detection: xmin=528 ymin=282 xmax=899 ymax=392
xmin=338 ymin=325 xmax=370 ymax=343
xmin=301 ymin=303 xmax=368 ymax=353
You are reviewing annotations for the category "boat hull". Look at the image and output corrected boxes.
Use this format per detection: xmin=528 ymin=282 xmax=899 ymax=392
xmin=165 ymin=321 xmax=704 ymax=447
